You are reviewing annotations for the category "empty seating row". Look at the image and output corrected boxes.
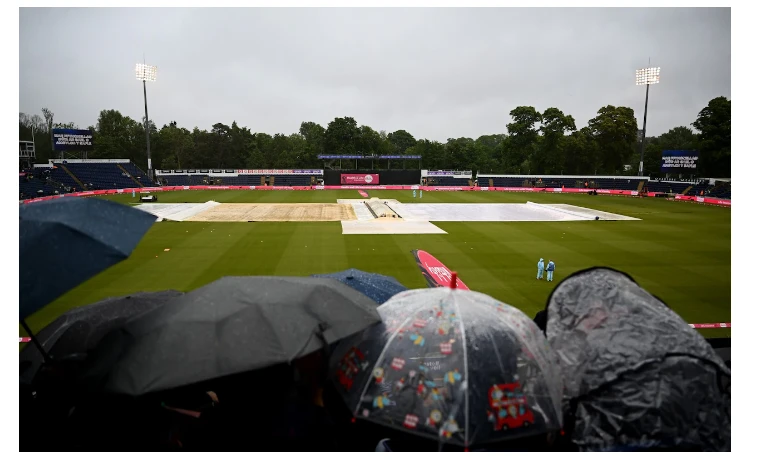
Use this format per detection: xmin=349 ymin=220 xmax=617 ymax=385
xmin=427 ymin=177 xmax=470 ymax=186
xmin=64 ymin=163 xmax=138 ymax=190
xmin=477 ymin=177 xmax=642 ymax=191
xmin=162 ymin=175 xmax=209 ymax=186
xmin=19 ymin=175 xmax=59 ymax=198
xmin=645 ymin=181 xmax=690 ymax=194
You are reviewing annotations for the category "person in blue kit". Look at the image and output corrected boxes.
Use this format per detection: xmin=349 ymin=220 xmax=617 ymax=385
xmin=536 ymin=258 xmax=545 ymax=280
xmin=546 ymin=259 xmax=555 ymax=281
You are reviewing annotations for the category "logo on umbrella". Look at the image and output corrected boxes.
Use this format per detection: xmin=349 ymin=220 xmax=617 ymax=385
xmin=372 ymin=367 xmax=385 ymax=384
xmin=391 ymin=357 xmax=406 ymax=370
xmin=440 ymin=342 xmax=453 ymax=354
xmin=427 ymin=409 xmax=443 ymax=427
xmin=413 ymin=318 xmax=427 ymax=328
xmin=409 ymin=333 xmax=425 ymax=346
xmin=444 ymin=370 xmax=462 ymax=384
xmin=403 ymin=414 xmax=419 ymax=429
xmin=441 ymin=417 xmax=461 ymax=438
xmin=373 ymin=394 xmax=391 ymax=409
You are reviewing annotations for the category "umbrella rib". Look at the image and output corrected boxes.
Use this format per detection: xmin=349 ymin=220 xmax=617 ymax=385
xmin=54 ymin=220 xmax=135 ymax=258
xmin=353 ymin=316 xmax=414 ymax=416
xmin=483 ymin=328 xmax=507 ymax=377
xmin=451 ymin=293 xmax=471 ymax=448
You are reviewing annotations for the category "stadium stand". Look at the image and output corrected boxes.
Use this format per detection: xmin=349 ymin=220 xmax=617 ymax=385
xmin=21 ymin=165 xmax=730 ymax=203
xmin=478 ymin=176 xmax=643 ymax=190
xmin=64 ymin=163 xmax=140 ymax=190
xmin=217 ymin=175 xmax=262 ymax=186
xmin=19 ymin=172 xmax=59 ymax=198
xmin=271 ymin=175 xmax=312 ymax=186
xmin=708 ymin=181 xmax=731 ymax=199
xmin=47 ymin=165 xmax=81 ymax=191
xmin=429 ymin=177 xmax=470 ymax=186
xmin=162 ymin=175 xmax=209 ymax=186
xmin=686 ymin=182 xmax=710 ymax=196
xmin=121 ymin=163 xmax=151 ymax=186
xmin=645 ymin=180 xmax=690 ymax=194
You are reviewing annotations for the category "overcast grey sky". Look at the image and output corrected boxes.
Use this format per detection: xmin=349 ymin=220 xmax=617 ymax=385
xmin=19 ymin=7 xmax=730 ymax=140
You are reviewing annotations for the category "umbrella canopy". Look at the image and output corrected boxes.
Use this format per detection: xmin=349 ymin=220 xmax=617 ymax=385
xmin=311 ymin=268 xmax=408 ymax=304
xmin=545 ymin=267 xmax=731 ymax=451
xmin=82 ymin=276 xmax=381 ymax=396
xmin=19 ymin=197 xmax=156 ymax=320
xmin=20 ymin=291 xmax=183 ymax=385
xmin=329 ymin=288 xmax=563 ymax=449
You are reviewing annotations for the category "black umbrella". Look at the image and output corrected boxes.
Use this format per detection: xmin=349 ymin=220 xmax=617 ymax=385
xmin=19 ymin=197 xmax=156 ymax=362
xmin=83 ymin=276 xmax=381 ymax=396
xmin=20 ymin=291 xmax=183 ymax=385
xmin=311 ymin=268 xmax=408 ymax=304
xmin=20 ymin=197 xmax=156 ymax=320
xmin=546 ymin=267 xmax=730 ymax=451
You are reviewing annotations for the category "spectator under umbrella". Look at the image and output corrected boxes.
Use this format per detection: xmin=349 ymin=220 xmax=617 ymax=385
xmin=328 ymin=278 xmax=564 ymax=451
xmin=545 ymin=267 xmax=730 ymax=451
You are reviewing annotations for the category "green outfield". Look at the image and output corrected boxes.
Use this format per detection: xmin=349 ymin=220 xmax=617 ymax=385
xmin=24 ymin=190 xmax=731 ymax=338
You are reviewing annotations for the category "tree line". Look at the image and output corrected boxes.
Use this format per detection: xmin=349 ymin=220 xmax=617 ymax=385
xmin=19 ymin=96 xmax=730 ymax=178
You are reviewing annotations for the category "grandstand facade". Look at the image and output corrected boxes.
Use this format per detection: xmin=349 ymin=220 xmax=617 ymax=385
xmin=19 ymin=160 xmax=731 ymax=201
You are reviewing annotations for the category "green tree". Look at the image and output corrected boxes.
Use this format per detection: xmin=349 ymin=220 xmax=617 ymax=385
xmin=356 ymin=125 xmax=382 ymax=155
xmin=20 ymin=112 xmax=54 ymax=163
xmin=587 ymin=106 xmax=638 ymax=174
xmin=165 ymin=123 xmax=196 ymax=169
xmin=692 ymin=96 xmax=730 ymax=177
xmin=41 ymin=108 xmax=55 ymax=157
xmin=444 ymin=138 xmax=476 ymax=171
xmin=299 ymin=121 xmax=325 ymax=166
xmin=387 ymin=130 xmax=417 ymax=156
xmin=93 ymin=109 xmax=142 ymax=164
xmin=407 ymin=139 xmax=446 ymax=170
xmin=563 ymin=127 xmax=600 ymax=175
xmin=505 ymin=106 xmax=542 ymax=172
xmin=324 ymin=117 xmax=360 ymax=154
xmin=538 ymin=108 xmax=576 ymax=174
xmin=160 ymin=154 xmax=178 ymax=170
xmin=474 ymin=134 xmax=506 ymax=173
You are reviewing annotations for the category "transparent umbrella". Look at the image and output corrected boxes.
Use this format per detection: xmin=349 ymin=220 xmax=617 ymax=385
xmin=329 ymin=285 xmax=563 ymax=450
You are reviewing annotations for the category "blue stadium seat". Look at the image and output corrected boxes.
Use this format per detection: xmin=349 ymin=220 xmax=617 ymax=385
xmin=646 ymin=181 xmax=689 ymax=194
xmin=431 ymin=177 xmax=470 ymax=186
xmin=64 ymin=163 xmax=139 ymax=190
xmin=217 ymin=175 xmax=263 ymax=185
xmin=271 ymin=175 xmax=312 ymax=186
xmin=19 ymin=174 xmax=58 ymax=198
xmin=121 ymin=163 xmax=151 ymax=185
xmin=162 ymin=175 xmax=209 ymax=186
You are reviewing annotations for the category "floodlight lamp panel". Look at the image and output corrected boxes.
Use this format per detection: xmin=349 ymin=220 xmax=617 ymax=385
xmin=635 ymin=66 xmax=661 ymax=85
xmin=135 ymin=63 xmax=157 ymax=82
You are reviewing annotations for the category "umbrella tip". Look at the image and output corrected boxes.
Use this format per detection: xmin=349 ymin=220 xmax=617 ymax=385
xmin=450 ymin=272 xmax=458 ymax=289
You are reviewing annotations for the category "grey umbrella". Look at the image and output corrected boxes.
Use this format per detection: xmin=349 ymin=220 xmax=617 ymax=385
xmin=546 ymin=267 xmax=730 ymax=451
xmin=20 ymin=291 xmax=183 ymax=385
xmin=83 ymin=276 xmax=381 ymax=396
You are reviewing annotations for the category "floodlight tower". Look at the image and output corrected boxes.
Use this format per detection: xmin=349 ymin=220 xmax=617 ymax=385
xmin=635 ymin=66 xmax=660 ymax=176
xmin=136 ymin=63 xmax=157 ymax=181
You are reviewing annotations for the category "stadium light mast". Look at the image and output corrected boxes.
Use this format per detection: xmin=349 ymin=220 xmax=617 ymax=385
xmin=136 ymin=62 xmax=157 ymax=181
xmin=635 ymin=66 xmax=660 ymax=176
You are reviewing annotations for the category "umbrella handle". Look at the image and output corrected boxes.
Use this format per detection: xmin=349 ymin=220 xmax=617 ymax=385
xmin=20 ymin=319 xmax=52 ymax=363
xmin=450 ymin=272 xmax=458 ymax=289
